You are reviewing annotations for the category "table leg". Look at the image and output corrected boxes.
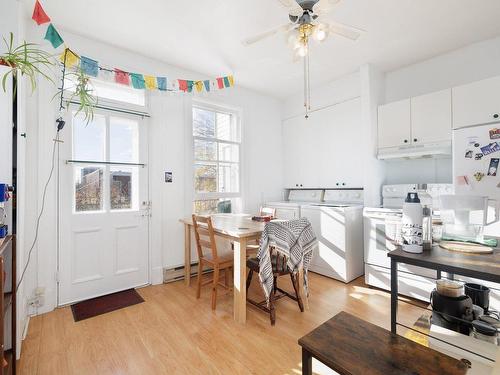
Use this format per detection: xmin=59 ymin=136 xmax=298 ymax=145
xmin=391 ymin=258 xmax=398 ymax=334
xmin=302 ymin=348 xmax=312 ymax=375
xmin=233 ymin=237 xmax=247 ymax=324
xmin=437 ymin=269 xmax=441 ymax=280
xmin=184 ymin=224 xmax=191 ymax=286
xmin=298 ymin=266 xmax=309 ymax=310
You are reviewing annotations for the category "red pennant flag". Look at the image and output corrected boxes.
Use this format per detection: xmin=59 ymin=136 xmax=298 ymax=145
xmin=32 ymin=0 xmax=51 ymax=25
xmin=216 ymin=78 xmax=224 ymax=89
xmin=114 ymin=69 xmax=130 ymax=86
xmin=178 ymin=79 xmax=188 ymax=92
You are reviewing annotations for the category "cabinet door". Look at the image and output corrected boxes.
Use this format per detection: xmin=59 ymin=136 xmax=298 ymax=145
xmin=453 ymin=76 xmax=500 ymax=129
xmin=411 ymin=89 xmax=451 ymax=144
xmin=274 ymin=207 xmax=298 ymax=220
xmin=282 ymin=116 xmax=319 ymax=188
xmin=377 ymin=99 xmax=411 ymax=148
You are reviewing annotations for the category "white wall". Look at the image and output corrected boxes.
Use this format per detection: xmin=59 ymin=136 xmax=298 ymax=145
xmin=23 ymin=24 xmax=284 ymax=316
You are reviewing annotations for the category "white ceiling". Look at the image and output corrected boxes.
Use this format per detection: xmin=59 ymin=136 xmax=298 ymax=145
xmin=24 ymin=0 xmax=500 ymax=98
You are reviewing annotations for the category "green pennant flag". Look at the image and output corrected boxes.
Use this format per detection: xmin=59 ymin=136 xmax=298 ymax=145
xmin=130 ymin=73 xmax=145 ymax=89
xmin=44 ymin=24 xmax=64 ymax=49
xmin=223 ymin=76 xmax=230 ymax=88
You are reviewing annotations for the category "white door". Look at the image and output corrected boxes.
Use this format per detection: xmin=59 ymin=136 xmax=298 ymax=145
xmin=58 ymin=109 xmax=149 ymax=305
xmin=377 ymin=99 xmax=411 ymax=149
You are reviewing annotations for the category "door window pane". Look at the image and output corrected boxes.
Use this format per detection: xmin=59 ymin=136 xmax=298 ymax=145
xmin=194 ymin=164 xmax=217 ymax=193
xmin=72 ymin=113 xmax=106 ymax=161
xmin=193 ymin=107 xmax=215 ymax=137
xmin=194 ymin=139 xmax=217 ymax=161
xmin=110 ymin=167 xmax=138 ymax=210
xmin=218 ymin=143 xmax=239 ymax=162
xmin=74 ymin=166 xmax=104 ymax=212
xmin=110 ymin=117 xmax=139 ymax=163
xmin=216 ymin=112 xmax=239 ymax=142
xmin=218 ymin=163 xmax=239 ymax=193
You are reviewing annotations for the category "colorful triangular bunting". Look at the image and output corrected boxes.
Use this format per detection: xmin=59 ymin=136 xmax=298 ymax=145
xmin=114 ymin=69 xmax=130 ymax=85
xmin=178 ymin=79 xmax=188 ymax=92
xmin=80 ymin=56 xmax=99 ymax=77
xmin=44 ymin=24 xmax=63 ymax=48
xmin=204 ymin=80 xmax=210 ymax=92
xmin=59 ymin=48 xmax=79 ymax=68
xmin=144 ymin=75 xmax=157 ymax=90
xmin=130 ymin=73 xmax=145 ymax=89
xmin=216 ymin=78 xmax=224 ymax=89
xmin=32 ymin=0 xmax=51 ymax=25
xmin=157 ymin=77 xmax=167 ymax=91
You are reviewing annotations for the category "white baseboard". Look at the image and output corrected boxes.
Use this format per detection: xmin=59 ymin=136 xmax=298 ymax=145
xmin=151 ymin=266 xmax=163 ymax=285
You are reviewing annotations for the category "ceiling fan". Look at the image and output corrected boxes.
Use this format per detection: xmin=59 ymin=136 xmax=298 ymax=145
xmin=242 ymin=0 xmax=364 ymax=119
xmin=242 ymin=0 xmax=364 ymax=55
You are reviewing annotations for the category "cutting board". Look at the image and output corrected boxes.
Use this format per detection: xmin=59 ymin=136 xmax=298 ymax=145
xmin=439 ymin=241 xmax=494 ymax=254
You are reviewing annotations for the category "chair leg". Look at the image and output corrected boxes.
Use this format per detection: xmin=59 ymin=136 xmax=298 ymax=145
xmin=196 ymin=261 xmax=203 ymax=299
xmin=246 ymin=269 xmax=254 ymax=294
xmin=225 ymin=267 xmax=230 ymax=287
xmin=291 ymin=273 xmax=304 ymax=312
xmin=211 ymin=265 xmax=220 ymax=310
xmin=269 ymin=289 xmax=276 ymax=326
xmin=273 ymin=276 xmax=278 ymax=295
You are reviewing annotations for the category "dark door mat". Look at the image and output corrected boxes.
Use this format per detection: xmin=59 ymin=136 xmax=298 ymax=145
xmin=70 ymin=288 xmax=145 ymax=322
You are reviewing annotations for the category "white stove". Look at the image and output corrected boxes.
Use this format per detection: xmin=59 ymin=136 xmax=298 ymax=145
xmin=364 ymin=183 xmax=453 ymax=301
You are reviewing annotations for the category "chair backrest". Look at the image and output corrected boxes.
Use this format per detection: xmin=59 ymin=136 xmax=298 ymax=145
xmin=192 ymin=214 xmax=218 ymax=261
xmin=260 ymin=206 xmax=276 ymax=218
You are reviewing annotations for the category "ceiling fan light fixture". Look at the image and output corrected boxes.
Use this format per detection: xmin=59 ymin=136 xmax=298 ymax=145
xmin=312 ymin=24 xmax=328 ymax=42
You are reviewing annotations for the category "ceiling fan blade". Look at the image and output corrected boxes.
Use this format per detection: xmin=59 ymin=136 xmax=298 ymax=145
xmin=326 ymin=21 xmax=365 ymax=41
xmin=312 ymin=0 xmax=340 ymax=16
xmin=277 ymin=0 xmax=304 ymax=17
xmin=328 ymin=24 xmax=361 ymax=40
xmin=242 ymin=24 xmax=293 ymax=46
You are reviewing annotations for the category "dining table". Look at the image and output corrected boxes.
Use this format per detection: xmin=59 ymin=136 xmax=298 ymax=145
xmin=180 ymin=213 xmax=308 ymax=324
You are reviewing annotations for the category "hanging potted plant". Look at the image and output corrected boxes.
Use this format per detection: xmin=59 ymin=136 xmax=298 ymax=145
xmin=59 ymin=66 xmax=98 ymax=123
xmin=0 ymin=32 xmax=55 ymax=93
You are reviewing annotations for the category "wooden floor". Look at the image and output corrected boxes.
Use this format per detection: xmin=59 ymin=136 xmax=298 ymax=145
xmin=17 ymin=273 xmax=427 ymax=375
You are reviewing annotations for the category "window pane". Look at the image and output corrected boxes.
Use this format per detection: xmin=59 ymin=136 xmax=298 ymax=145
xmin=110 ymin=117 xmax=139 ymax=163
xmin=194 ymin=139 xmax=216 ymax=161
xmin=74 ymin=166 xmax=104 ymax=212
xmin=217 ymin=112 xmax=239 ymax=142
xmin=193 ymin=199 xmax=219 ymax=215
xmin=110 ymin=167 xmax=138 ymax=210
xmin=218 ymin=143 xmax=239 ymax=162
xmin=218 ymin=163 xmax=239 ymax=193
xmin=193 ymin=107 xmax=215 ymax=137
xmin=72 ymin=112 xmax=106 ymax=161
xmin=194 ymin=164 xmax=217 ymax=193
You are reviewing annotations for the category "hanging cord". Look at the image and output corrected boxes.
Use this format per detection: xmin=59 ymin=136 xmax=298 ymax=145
xmin=16 ymin=53 xmax=68 ymax=293
xmin=16 ymin=130 xmax=60 ymax=292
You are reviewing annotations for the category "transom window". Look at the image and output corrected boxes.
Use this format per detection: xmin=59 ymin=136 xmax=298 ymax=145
xmin=192 ymin=104 xmax=241 ymax=214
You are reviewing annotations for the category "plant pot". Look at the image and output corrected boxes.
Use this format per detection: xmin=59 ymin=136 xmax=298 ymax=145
xmin=0 ymin=59 xmax=15 ymax=68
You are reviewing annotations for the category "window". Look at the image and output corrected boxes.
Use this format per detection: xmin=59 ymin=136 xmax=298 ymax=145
xmin=72 ymin=111 xmax=140 ymax=212
xmin=192 ymin=104 xmax=241 ymax=214
xmin=64 ymin=77 xmax=146 ymax=107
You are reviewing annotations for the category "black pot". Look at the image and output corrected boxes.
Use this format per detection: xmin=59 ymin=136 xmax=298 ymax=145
xmin=430 ymin=289 xmax=473 ymax=334
xmin=465 ymin=283 xmax=490 ymax=312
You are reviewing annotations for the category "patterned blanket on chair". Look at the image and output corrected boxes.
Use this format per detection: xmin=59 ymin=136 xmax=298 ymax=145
xmin=257 ymin=218 xmax=317 ymax=305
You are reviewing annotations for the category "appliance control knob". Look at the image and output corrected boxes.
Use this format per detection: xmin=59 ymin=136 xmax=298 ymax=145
xmin=300 ymin=184 xmax=303 ymax=187
xmin=404 ymin=139 xmax=408 ymax=143
xmin=414 ymin=138 xmax=418 ymax=142
xmin=342 ymin=182 xmax=346 ymax=186
xmin=295 ymin=184 xmax=298 ymax=187
xmin=494 ymin=114 xmax=499 ymax=119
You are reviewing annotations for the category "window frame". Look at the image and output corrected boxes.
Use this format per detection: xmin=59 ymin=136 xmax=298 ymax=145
xmin=192 ymin=101 xmax=242 ymax=203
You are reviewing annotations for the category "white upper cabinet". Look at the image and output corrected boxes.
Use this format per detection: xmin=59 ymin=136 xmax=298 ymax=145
xmin=453 ymin=76 xmax=500 ymax=129
xmin=377 ymin=99 xmax=411 ymax=149
xmin=282 ymin=98 xmax=362 ymax=188
xmin=411 ymin=89 xmax=452 ymax=144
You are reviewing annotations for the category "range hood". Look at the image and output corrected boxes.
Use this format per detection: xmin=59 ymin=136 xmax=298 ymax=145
xmin=377 ymin=140 xmax=452 ymax=160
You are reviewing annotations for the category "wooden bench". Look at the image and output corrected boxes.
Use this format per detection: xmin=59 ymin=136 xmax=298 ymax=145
xmin=298 ymin=311 xmax=468 ymax=375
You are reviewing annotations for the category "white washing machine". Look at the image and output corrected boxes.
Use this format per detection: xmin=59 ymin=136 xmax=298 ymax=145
xmin=301 ymin=189 xmax=364 ymax=283
xmin=265 ymin=189 xmax=323 ymax=220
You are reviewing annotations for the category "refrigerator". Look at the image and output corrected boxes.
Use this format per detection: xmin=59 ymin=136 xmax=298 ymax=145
xmin=453 ymin=124 xmax=500 ymax=237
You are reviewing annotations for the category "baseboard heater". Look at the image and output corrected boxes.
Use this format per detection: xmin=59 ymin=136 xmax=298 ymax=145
xmin=163 ymin=263 xmax=214 ymax=283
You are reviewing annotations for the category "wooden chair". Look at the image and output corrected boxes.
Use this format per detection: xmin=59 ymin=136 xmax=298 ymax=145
xmin=192 ymin=215 xmax=233 ymax=310
xmin=246 ymin=247 xmax=304 ymax=325
xmin=245 ymin=206 xmax=277 ymax=257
